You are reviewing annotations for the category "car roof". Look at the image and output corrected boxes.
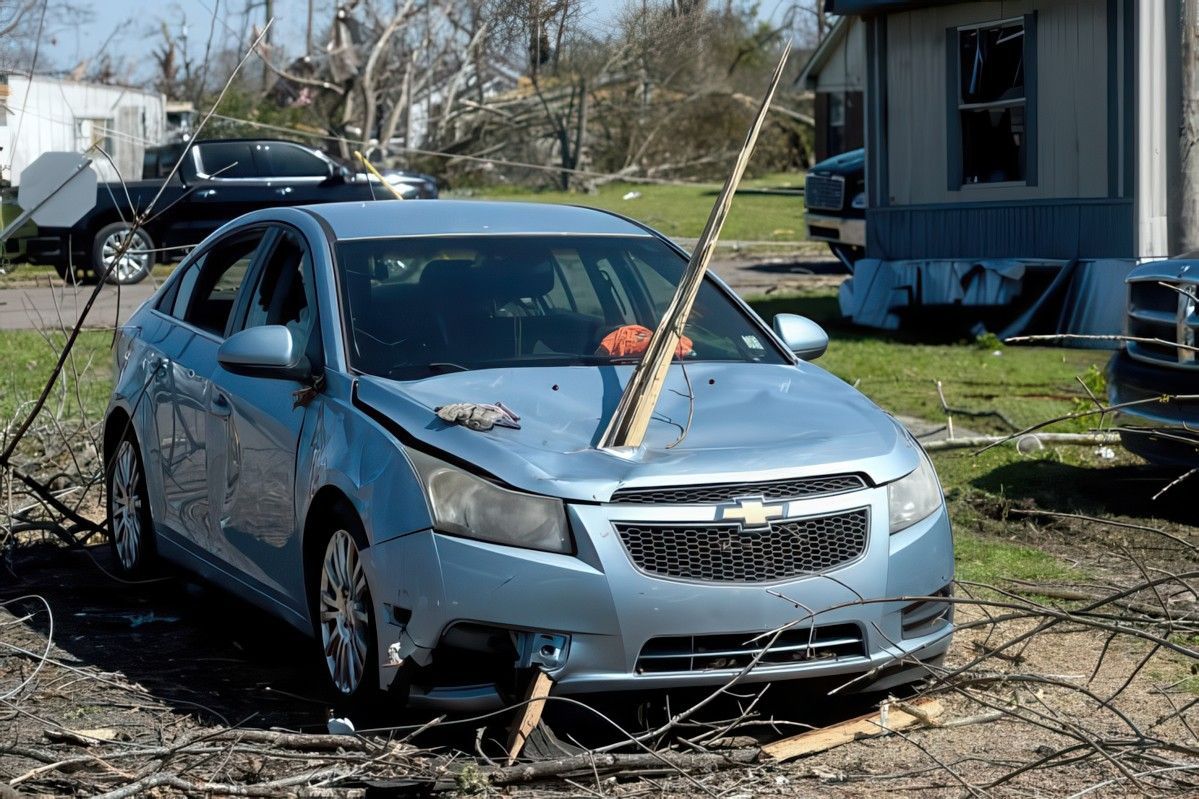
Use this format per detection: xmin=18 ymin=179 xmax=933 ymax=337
xmin=302 ymin=200 xmax=655 ymax=241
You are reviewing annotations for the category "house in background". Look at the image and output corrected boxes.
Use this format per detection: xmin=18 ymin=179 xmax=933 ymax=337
xmin=0 ymin=75 xmax=165 ymax=186
xmin=798 ymin=16 xmax=866 ymax=161
xmin=828 ymin=0 xmax=1178 ymax=340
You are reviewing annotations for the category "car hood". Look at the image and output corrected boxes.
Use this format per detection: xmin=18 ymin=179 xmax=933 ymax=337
xmin=355 ymin=361 xmax=919 ymax=502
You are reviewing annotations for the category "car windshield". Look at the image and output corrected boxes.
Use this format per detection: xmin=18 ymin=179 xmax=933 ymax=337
xmin=335 ymin=234 xmax=786 ymax=379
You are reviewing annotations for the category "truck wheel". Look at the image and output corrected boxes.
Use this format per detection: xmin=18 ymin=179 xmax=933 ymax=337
xmin=92 ymin=222 xmax=154 ymax=285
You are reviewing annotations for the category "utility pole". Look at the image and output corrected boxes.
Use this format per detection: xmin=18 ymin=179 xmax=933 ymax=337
xmin=1182 ymin=0 xmax=1199 ymax=252
xmin=306 ymin=0 xmax=314 ymax=54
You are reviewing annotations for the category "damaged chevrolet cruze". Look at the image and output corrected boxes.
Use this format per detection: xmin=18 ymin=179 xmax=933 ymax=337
xmin=104 ymin=200 xmax=953 ymax=709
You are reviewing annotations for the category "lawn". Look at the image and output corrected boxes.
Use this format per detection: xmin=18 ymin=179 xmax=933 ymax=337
xmin=464 ymin=172 xmax=811 ymax=243
xmin=0 ymin=329 xmax=112 ymax=424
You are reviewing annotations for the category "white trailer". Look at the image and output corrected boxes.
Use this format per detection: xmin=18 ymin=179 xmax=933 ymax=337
xmin=0 ymin=74 xmax=165 ymax=186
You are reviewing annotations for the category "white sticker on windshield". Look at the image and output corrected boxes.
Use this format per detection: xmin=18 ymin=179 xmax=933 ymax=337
xmin=742 ymin=335 xmax=763 ymax=350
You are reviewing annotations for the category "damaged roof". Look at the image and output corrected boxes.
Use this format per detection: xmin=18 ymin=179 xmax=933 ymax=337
xmin=302 ymin=199 xmax=654 ymax=241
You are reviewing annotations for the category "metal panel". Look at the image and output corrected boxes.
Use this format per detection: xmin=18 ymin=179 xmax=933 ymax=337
xmin=866 ymin=198 xmax=1135 ymax=260
xmin=886 ymin=1 xmax=1109 ymax=205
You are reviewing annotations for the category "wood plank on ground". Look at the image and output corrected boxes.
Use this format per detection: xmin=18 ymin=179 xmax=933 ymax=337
xmin=506 ymin=671 xmax=554 ymax=765
xmin=762 ymin=697 xmax=944 ymax=762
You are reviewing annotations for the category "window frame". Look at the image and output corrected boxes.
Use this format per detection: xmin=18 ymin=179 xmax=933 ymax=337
xmin=153 ymin=225 xmax=273 ymax=340
xmin=947 ymin=13 xmax=1037 ymax=190
xmin=231 ymin=224 xmax=325 ymax=369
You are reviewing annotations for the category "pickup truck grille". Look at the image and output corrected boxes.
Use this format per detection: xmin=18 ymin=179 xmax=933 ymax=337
xmin=804 ymin=174 xmax=845 ymax=211
xmin=1126 ymin=276 xmax=1199 ymax=369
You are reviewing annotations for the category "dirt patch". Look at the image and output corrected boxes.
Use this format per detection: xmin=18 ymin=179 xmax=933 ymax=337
xmin=3 ymin=532 xmax=1197 ymax=797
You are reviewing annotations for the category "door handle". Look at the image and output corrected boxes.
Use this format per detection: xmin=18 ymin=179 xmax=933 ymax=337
xmin=197 ymin=189 xmax=217 ymax=199
xmin=275 ymin=186 xmax=293 ymax=196
xmin=211 ymin=393 xmax=232 ymax=418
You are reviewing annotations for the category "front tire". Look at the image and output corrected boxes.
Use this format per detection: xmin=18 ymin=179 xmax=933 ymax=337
xmin=312 ymin=517 xmax=378 ymax=702
xmin=92 ymin=222 xmax=154 ymax=285
xmin=106 ymin=435 xmax=157 ymax=577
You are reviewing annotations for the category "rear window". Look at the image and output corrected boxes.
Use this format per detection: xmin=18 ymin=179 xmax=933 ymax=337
xmin=335 ymin=234 xmax=785 ymax=380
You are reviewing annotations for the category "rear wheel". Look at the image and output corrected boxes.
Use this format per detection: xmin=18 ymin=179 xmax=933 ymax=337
xmin=312 ymin=517 xmax=379 ymax=702
xmin=92 ymin=222 xmax=154 ymax=285
xmin=106 ymin=435 xmax=156 ymax=576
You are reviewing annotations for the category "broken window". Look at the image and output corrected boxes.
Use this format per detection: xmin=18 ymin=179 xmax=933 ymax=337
xmin=956 ymin=18 xmax=1029 ymax=185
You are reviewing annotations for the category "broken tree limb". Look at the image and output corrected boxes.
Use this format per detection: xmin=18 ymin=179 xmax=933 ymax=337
xmin=922 ymin=432 xmax=1119 ymax=452
xmin=506 ymin=671 xmax=554 ymax=765
xmin=598 ymin=42 xmax=791 ymax=450
xmin=354 ymin=150 xmax=406 ymax=201
xmin=483 ymin=748 xmax=760 ymax=786
xmin=761 ymin=697 xmax=943 ymax=762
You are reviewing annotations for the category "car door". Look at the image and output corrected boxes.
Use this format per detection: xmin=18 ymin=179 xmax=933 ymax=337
xmin=150 ymin=228 xmax=270 ymax=552
xmin=187 ymin=142 xmax=279 ymax=237
xmin=205 ymin=226 xmax=322 ymax=610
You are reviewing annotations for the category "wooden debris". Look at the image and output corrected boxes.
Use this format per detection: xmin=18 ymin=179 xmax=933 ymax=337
xmin=506 ymin=671 xmax=554 ymax=765
xmin=761 ymin=698 xmax=944 ymax=762
xmin=598 ymin=43 xmax=791 ymax=450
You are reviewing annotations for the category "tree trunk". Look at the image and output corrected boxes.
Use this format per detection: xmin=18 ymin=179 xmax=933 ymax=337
xmin=1182 ymin=0 xmax=1199 ymax=252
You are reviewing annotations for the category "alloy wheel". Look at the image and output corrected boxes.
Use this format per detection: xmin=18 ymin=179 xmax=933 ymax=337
xmin=319 ymin=529 xmax=371 ymax=695
xmin=101 ymin=228 xmax=152 ymax=283
xmin=109 ymin=439 xmax=144 ymax=570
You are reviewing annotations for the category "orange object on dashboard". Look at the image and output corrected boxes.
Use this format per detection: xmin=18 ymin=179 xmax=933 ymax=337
xmin=597 ymin=325 xmax=693 ymax=358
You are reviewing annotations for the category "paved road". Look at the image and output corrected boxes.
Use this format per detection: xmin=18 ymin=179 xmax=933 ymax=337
xmin=0 ymin=279 xmax=162 ymax=330
xmin=0 ymin=255 xmax=843 ymax=330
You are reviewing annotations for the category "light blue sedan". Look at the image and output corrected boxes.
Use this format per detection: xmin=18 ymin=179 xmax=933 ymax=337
xmin=104 ymin=200 xmax=954 ymax=708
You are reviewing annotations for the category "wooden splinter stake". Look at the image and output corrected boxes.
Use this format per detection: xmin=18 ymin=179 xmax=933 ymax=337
xmin=598 ymin=42 xmax=791 ymax=451
xmin=506 ymin=671 xmax=554 ymax=765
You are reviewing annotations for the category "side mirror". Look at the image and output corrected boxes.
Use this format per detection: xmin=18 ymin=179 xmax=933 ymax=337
xmin=325 ymin=162 xmax=351 ymax=184
xmin=218 ymin=325 xmax=309 ymax=380
xmin=773 ymin=314 xmax=829 ymax=361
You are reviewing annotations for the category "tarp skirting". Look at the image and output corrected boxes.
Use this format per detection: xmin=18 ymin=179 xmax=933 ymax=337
xmin=838 ymin=259 xmax=1137 ymax=344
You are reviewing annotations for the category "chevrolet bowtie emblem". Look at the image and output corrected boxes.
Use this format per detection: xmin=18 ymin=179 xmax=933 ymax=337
xmin=718 ymin=497 xmax=785 ymax=529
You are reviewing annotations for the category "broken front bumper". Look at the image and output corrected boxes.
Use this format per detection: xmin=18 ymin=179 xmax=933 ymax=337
xmin=1108 ymin=351 xmax=1199 ymax=466
xmin=804 ymin=214 xmax=865 ymax=247
xmin=361 ymin=484 xmax=954 ymax=702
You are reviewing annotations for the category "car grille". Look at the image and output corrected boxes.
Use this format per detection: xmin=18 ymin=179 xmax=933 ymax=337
xmin=1126 ymin=276 xmax=1199 ymax=368
xmin=614 ymin=508 xmax=869 ymax=583
xmin=636 ymin=623 xmax=866 ymax=673
xmin=609 ymin=474 xmax=866 ymax=505
xmin=804 ymin=174 xmax=845 ymax=211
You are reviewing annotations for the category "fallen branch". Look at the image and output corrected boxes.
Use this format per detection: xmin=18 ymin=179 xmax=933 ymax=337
xmin=923 ymin=432 xmax=1119 ymax=451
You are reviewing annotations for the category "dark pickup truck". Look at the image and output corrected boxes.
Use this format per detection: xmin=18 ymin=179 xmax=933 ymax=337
xmin=25 ymin=138 xmax=408 ymax=284
xmin=803 ymin=148 xmax=866 ymax=269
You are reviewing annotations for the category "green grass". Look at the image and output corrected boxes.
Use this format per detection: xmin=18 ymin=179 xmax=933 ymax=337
xmin=0 ymin=330 xmax=112 ymax=422
xmin=747 ymin=291 xmax=1107 ymax=434
xmin=953 ymin=532 xmax=1079 ymax=584
xmin=464 ymin=172 xmax=808 ymax=242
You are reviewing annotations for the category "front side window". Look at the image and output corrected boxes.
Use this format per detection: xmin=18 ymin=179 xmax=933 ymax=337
xmin=259 ymin=143 xmax=330 ymax=178
xmin=335 ymin=235 xmax=785 ymax=379
xmin=955 ymin=18 xmax=1030 ymax=185
xmin=242 ymin=230 xmax=320 ymax=363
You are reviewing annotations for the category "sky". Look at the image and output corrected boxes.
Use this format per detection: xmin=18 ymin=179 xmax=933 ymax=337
xmin=33 ymin=0 xmax=806 ymax=85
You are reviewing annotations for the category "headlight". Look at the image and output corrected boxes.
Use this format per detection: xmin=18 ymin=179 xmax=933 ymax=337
xmin=851 ymin=191 xmax=867 ymax=210
xmin=408 ymin=450 xmax=572 ymax=553
xmin=887 ymin=448 xmax=942 ymax=533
